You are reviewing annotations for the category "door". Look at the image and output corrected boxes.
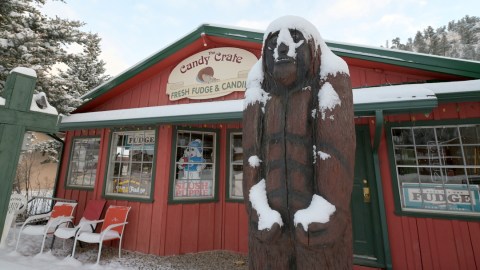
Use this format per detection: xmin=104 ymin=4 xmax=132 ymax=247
xmin=351 ymin=126 xmax=385 ymax=268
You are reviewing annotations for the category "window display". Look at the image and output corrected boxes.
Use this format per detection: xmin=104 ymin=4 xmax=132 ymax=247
xmin=66 ymin=137 xmax=100 ymax=188
xmin=105 ymin=129 xmax=155 ymax=199
xmin=172 ymin=129 xmax=216 ymax=201
xmin=390 ymin=124 xmax=480 ymax=216
xmin=228 ymin=132 xmax=243 ymax=200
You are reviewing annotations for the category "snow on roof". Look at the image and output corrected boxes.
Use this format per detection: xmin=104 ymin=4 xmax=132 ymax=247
xmin=61 ymin=79 xmax=480 ymax=126
xmin=61 ymin=99 xmax=243 ymax=125
xmin=353 ymin=84 xmax=436 ymax=104
xmin=10 ymin=67 xmax=37 ymax=77
xmin=423 ymin=79 xmax=480 ymax=94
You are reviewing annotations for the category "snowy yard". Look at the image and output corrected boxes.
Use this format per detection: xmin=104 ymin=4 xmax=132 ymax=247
xmin=0 ymin=229 xmax=248 ymax=270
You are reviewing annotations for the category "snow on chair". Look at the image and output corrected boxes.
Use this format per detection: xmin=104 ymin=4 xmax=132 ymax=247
xmin=51 ymin=199 xmax=106 ymax=250
xmin=72 ymin=205 xmax=131 ymax=264
xmin=0 ymin=194 xmax=27 ymax=248
xmin=15 ymin=201 xmax=77 ymax=253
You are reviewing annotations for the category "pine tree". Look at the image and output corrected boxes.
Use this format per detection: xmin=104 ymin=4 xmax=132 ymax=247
xmin=50 ymin=33 xmax=110 ymax=113
xmin=0 ymin=0 xmax=109 ymax=114
xmin=387 ymin=15 xmax=480 ymax=61
xmin=1 ymin=1 xmax=109 ymax=168
xmin=413 ymin=31 xmax=428 ymax=53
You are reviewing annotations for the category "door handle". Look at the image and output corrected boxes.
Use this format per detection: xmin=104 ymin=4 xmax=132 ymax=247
xmin=363 ymin=179 xmax=371 ymax=203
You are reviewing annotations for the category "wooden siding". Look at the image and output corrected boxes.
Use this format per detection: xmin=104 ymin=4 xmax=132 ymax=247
xmin=56 ymin=122 xmax=249 ymax=256
xmin=380 ymin=102 xmax=480 ymax=270
xmin=89 ymin=60 xmax=448 ymax=113
xmin=56 ymin=42 xmax=480 ymax=269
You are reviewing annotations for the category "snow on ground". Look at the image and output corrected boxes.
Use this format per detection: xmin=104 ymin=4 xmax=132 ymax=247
xmin=0 ymin=228 xmax=129 ymax=270
xmin=0 ymin=228 xmax=248 ymax=270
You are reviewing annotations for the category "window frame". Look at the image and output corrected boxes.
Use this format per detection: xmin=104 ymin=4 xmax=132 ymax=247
xmin=226 ymin=129 xmax=244 ymax=202
xmin=168 ymin=126 xmax=220 ymax=204
xmin=386 ymin=118 xmax=480 ymax=220
xmin=65 ymin=136 xmax=101 ymax=190
xmin=102 ymin=127 xmax=158 ymax=202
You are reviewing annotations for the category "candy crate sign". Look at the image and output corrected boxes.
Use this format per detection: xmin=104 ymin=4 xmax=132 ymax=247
xmin=166 ymin=47 xmax=258 ymax=100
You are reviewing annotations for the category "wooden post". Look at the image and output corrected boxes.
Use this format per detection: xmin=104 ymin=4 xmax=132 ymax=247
xmin=0 ymin=68 xmax=59 ymax=242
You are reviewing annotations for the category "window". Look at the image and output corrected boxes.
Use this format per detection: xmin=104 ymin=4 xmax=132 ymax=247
xmin=390 ymin=124 xmax=480 ymax=216
xmin=66 ymin=137 xmax=100 ymax=188
xmin=105 ymin=129 xmax=156 ymax=199
xmin=227 ymin=131 xmax=243 ymax=200
xmin=171 ymin=129 xmax=217 ymax=202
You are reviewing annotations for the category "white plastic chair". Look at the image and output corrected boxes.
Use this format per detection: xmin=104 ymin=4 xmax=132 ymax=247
xmin=15 ymin=201 xmax=77 ymax=253
xmin=72 ymin=205 xmax=131 ymax=264
xmin=0 ymin=194 xmax=27 ymax=248
xmin=52 ymin=199 xmax=106 ymax=250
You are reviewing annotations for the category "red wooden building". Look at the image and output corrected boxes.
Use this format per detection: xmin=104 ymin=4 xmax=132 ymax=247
xmin=56 ymin=24 xmax=480 ymax=270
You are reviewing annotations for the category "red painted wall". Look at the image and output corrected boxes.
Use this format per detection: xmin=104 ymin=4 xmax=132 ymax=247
xmin=56 ymin=122 xmax=249 ymax=256
xmin=375 ymin=102 xmax=480 ymax=270
xmin=56 ymin=43 xmax=479 ymax=269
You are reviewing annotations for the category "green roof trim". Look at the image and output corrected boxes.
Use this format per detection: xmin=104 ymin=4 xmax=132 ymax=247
xmin=436 ymin=89 xmax=480 ymax=103
xmin=329 ymin=42 xmax=480 ymax=78
xmin=80 ymin=24 xmax=480 ymax=106
xmin=354 ymin=99 xmax=438 ymax=117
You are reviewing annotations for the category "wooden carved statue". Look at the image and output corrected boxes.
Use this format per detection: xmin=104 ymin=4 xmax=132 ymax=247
xmin=243 ymin=16 xmax=356 ymax=269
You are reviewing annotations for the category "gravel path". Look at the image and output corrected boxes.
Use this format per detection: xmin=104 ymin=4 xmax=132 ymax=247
xmin=54 ymin=243 xmax=249 ymax=270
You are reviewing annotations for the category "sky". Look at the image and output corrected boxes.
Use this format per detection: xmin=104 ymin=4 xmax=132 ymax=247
xmin=41 ymin=0 xmax=480 ymax=77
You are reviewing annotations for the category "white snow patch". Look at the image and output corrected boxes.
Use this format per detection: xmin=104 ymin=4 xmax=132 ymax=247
xmin=318 ymin=151 xmax=331 ymax=160
xmin=62 ymin=99 xmax=243 ymax=125
xmin=312 ymin=145 xmax=317 ymax=164
xmin=0 ymin=228 xmax=130 ymax=270
xmin=249 ymin=179 xmax=283 ymax=230
xmin=244 ymin=60 xmax=270 ymax=111
xmin=353 ymin=84 xmax=435 ymax=104
xmin=318 ymin=82 xmax=341 ymax=120
xmin=248 ymin=155 xmax=262 ymax=168
xmin=311 ymin=108 xmax=317 ymax=119
xmin=30 ymin=92 xmax=58 ymax=115
xmin=56 ymin=256 xmax=83 ymax=267
xmin=353 ymin=79 xmax=480 ymax=105
xmin=11 ymin=67 xmax=37 ymax=78
xmin=0 ymin=97 xmax=5 ymax=106
xmin=294 ymin=194 xmax=336 ymax=231
xmin=264 ymin=16 xmax=349 ymax=79
xmin=272 ymin=28 xmax=304 ymax=60
xmin=77 ymin=231 xmax=120 ymax=243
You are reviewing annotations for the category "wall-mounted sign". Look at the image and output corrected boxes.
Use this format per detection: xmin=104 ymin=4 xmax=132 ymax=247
xmin=402 ymin=183 xmax=480 ymax=213
xmin=166 ymin=47 xmax=258 ymax=101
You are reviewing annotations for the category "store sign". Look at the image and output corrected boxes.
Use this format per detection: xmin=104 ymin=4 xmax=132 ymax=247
xmin=125 ymin=131 xmax=155 ymax=149
xmin=175 ymin=180 xmax=212 ymax=197
xmin=166 ymin=47 xmax=258 ymax=101
xmin=402 ymin=183 xmax=480 ymax=212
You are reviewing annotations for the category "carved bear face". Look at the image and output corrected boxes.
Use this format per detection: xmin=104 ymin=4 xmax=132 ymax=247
xmin=264 ymin=28 xmax=312 ymax=88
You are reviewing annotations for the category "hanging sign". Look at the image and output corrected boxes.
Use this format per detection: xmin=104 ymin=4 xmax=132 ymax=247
xmin=166 ymin=47 xmax=258 ymax=101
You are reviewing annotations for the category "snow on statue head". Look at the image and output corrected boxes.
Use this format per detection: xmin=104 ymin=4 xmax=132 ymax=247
xmin=243 ymin=16 xmax=356 ymax=269
xmin=178 ymin=139 xmax=206 ymax=179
